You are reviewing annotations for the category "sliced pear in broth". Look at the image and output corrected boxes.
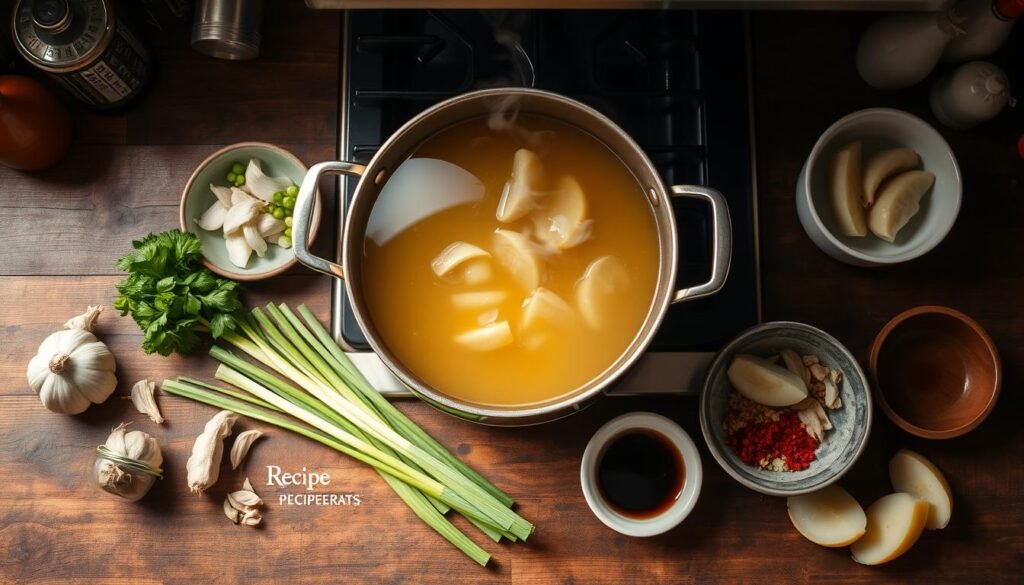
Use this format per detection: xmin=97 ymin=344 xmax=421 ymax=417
xmin=889 ymin=449 xmax=953 ymax=530
xmin=863 ymin=148 xmax=920 ymax=206
xmin=727 ymin=354 xmax=808 ymax=407
xmin=532 ymin=175 xmax=592 ymax=251
xmin=851 ymin=493 xmax=930 ymax=565
xmin=575 ymin=256 xmax=628 ymax=330
xmin=496 ymin=148 xmax=545 ymax=223
xmin=454 ymin=320 xmax=514 ymax=352
xmin=830 ymin=141 xmax=868 ymax=237
xmin=868 ymin=170 xmax=935 ymax=243
xmin=431 ymin=242 xmax=492 ymax=285
xmin=492 ymin=229 xmax=544 ymax=292
xmin=787 ymin=485 xmax=867 ymax=548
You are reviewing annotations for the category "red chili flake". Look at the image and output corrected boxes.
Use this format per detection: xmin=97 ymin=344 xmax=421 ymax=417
xmin=727 ymin=411 xmax=819 ymax=471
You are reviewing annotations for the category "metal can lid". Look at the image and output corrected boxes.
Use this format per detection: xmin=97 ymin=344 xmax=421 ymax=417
xmin=32 ymin=0 xmax=71 ymax=30
xmin=12 ymin=0 xmax=113 ymax=72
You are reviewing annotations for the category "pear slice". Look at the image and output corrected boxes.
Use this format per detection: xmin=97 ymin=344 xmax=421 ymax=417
xmin=431 ymin=242 xmax=492 ymax=285
xmin=830 ymin=141 xmax=868 ymax=237
xmin=451 ymin=290 xmax=508 ymax=310
xmin=727 ymin=354 xmax=808 ymax=407
xmin=532 ymin=175 xmax=592 ymax=251
xmin=863 ymin=148 xmax=920 ymax=206
xmin=492 ymin=229 xmax=544 ymax=292
xmin=788 ymin=485 xmax=867 ymax=547
xmin=454 ymin=320 xmax=514 ymax=352
xmin=889 ymin=449 xmax=953 ymax=530
xmin=575 ymin=256 xmax=628 ymax=330
xmin=851 ymin=493 xmax=930 ymax=565
xmin=496 ymin=148 xmax=545 ymax=223
xmin=868 ymin=170 xmax=935 ymax=242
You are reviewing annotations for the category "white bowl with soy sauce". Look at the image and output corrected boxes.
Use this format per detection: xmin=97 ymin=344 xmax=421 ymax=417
xmin=580 ymin=412 xmax=702 ymax=537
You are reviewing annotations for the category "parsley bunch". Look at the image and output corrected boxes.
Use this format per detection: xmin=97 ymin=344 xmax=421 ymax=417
xmin=114 ymin=230 xmax=243 ymax=355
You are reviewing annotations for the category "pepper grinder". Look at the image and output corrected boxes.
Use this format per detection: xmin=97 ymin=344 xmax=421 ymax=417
xmin=930 ymin=61 xmax=1013 ymax=129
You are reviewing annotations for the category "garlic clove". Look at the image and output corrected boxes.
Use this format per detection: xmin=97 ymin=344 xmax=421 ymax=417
xmin=244 ymin=158 xmax=292 ymax=201
xmin=224 ymin=232 xmax=253 ymax=269
xmin=63 ymin=306 xmax=103 ymax=332
xmin=240 ymin=509 xmax=262 ymax=526
xmin=231 ymin=430 xmax=265 ymax=469
xmin=243 ymin=224 xmax=268 ymax=257
xmin=130 ymin=379 xmax=164 ymax=424
xmin=230 ymin=186 xmax=257 ymax=206
xmin=243 ymin=477 xmax=255 ymax=492
xmin=186 ymin=410 xmax=237 ymax=494
xmin=71 ymin=366 xmax=117 ymax=405
xmin=210 ymin=184 xmax=234 ymax=207
xmin=223 ymin=198 xmax=263 ymax=235
xmin=255 ymin=213 xmax=285 ymax=238
xmin=195 ymin=201 xmax=229 ymax=231
xmin=70 ymin=339 xmax=116 ymax=373
xmin=224 ymin=498 xmax=241 ymax=524
xmin=228 ymin=490 xmax=263 ymax=509
xmin=41 ymin=373 xmax=91 ymax=415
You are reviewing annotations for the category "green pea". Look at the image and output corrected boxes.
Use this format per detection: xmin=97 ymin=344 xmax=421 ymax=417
xmin=272 ymin=192 xmax=284 ymax=205
xmin=226 ymin=172 xmax=237 ymax=183
xmin=283 ymin=227 xmax=292 ymax=238
xmin=231 ymin=162 xmax=245 ymax=175
xmin=283 ymin=196 xmax=296 ymax=210
xmin=286 ymin=185 xmax=299 ymax=197
xmin=234 ymin=175 xmax=245 ymax=187
xmin=272 ymin=207 xmax=286 ymax=220
xmin=282 ymin=235 xmax=292 ymax=247
xmin=284 ymin=216 xmax=292 ymax=227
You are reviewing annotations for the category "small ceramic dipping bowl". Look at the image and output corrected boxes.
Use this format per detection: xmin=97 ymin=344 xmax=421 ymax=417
xmin=700 ymin=322 xmax=872 ymax=496
xmin=869 ymin=306 xmax=1000 ymax=439
xmin=179 ymin=142 xmax=320 ymax=281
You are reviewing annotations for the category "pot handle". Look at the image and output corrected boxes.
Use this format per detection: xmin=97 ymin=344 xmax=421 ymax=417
xmin=293 ymin=160 xmax=367 ymax=279
xmin=669 ymin=185 xmax=733 ymax=303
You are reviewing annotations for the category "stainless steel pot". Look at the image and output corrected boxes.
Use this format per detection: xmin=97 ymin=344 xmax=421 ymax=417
xmin=293 ymin=88 xmax=732 ymax=426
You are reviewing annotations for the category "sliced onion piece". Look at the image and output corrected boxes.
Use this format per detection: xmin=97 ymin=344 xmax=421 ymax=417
xmin=575 ymin=255 xmax=628 ymax=329
xmin=496 ymin=148 xmax=545 ymax=223
xmin=492 ymin=229 xmax=544 ymax=292
xmin=454 ymin=321 xmax=514 ymax=352
xmin=231 ymin=186 xmax=258 ymax=205
xmin=451 ymin=290 xmax=508 ymax=310
xmin=255 ymin=213 xmax=285 ymax=238
xmin=210 ymin=184 xmax=233 ymax=207
xmin=243 ymin=224 xmax=268 ymax=257
xmin=223 ymin=198 xmax=264 ymax=235
xmin=431 ymin=242 xmax=491 ymax=283
xmin=195 ymin=201 xmax=228 ymax=231
xmin=225 ymin=232 xmax=253 ymax=268
xmin=532 ymin=175 xmax=591 ymax=251
xmin=519 ymin=287 xmax=576 ymax=349
xmin=244 ymin=158 xmax=292 ymax=201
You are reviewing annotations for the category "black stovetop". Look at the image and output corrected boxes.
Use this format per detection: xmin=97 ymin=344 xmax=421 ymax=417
xmin=335 ymin=9 xmax=759 ymax=353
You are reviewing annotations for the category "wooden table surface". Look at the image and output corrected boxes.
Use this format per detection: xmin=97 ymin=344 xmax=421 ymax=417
xmin=1 ymin=4 xmax=1021 ymax=584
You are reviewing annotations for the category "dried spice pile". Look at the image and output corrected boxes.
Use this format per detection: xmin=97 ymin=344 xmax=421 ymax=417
xmin=724 ymin=351 xmax=845 ymax=472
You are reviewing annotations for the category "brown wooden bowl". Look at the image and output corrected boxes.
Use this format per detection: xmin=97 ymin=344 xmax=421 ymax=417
xmin=869 ymin=306 xmax=1000 ymax=439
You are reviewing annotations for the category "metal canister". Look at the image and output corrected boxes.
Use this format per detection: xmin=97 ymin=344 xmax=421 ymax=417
xmin=11 ymin=0 xmax=152 ymax=109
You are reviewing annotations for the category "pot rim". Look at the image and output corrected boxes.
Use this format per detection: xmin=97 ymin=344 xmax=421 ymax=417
xmin=341 ymin=87 xmax=680 ymax=424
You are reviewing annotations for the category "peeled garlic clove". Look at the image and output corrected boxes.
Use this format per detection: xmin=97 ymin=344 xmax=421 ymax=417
xmin=868 ymin=170 xmax=935 ymax=242
xmin=255 ymin=213 xmax=285 ymax=238
xmin=230 ymin=429 xmax=265 ymax=470
xmin=575 ymin=255 xmax=628 ymax=329
xmin=496 ymin=148 xmax=545 ymax=223
xmin=224 ymin=498 xmax=241 ymax=524
xmin=129 ymin=379 xmax=163 ymax=424
xmin=195 ymin=201 xmax=228 ymax=231
xmin=863 ymin=148 xmax=920 ymax=206
xmin=223 ymin=198 xmax=263 ymax=235
xmin=780 ymin=349 xmax=810 ymax=388
xmin=228 ymin=489 xmax=264 ymax=509
xmin=532 ymin=175 xmax=591 ymax=250
xmin=245 ymin=158 xmax=292 ymax=201
xmin=451 ymin=290 xmax=508 ymax=310
xmin=230 ymin=186 xmax=257 ymax=205
xmin=243 ymin=224 xmax=268 ymax=257
xmin=492 ymin=229 xmax=544 ymax=292
xmin=241 ymin=509 xmax=262 ymax=526
xmin=210 ymin=184 xmax=234 ymax=207
xmin=831 ymin=141 xmax=868 ymax=237
xmin=243 ymin=477 xmax=255 ymax=492
xmin=454 ymin=320 xmax=514 ymax=352
xmin=431 ymin=242 xmax=492 ymax=284
xmin=224 ymin=232 xmax=253 ymax=268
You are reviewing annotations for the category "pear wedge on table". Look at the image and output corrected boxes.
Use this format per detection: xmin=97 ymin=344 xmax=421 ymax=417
xmin=863 ymin=148 xmax=921 ymax=206
xmin=889 ymin=449 xmax=953 ymax=530
xmin=830 ymin=141 xmax=868 ymax=237
xmin=851 ymin=493 xmax=930 ymax=565
xmin=868 ymin=170 xmax=935 ymax=242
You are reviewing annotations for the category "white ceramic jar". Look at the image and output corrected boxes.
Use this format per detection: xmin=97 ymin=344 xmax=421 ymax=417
xmin=931 ymin=61 xmax=1012 ymax=129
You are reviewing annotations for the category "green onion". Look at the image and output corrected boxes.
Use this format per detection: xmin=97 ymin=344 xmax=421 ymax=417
xmin=163 ymin=303 xmax=533 ymax=564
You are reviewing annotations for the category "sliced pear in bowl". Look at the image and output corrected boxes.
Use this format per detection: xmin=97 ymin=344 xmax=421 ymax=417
xmin=726 ymin=354 xmax=808 ymax=407
xmin=863 ymin=148 xmax=921 ymax=206
xmin=575 ymin=255 xmax=628 ymax=330
xmin=496 ymin=148 xmax=545 ymax=223
xmin=431 ymin=242 xmax=492 ymax=285
xmin=788 ymin=485 xmax=867 ymax=548
xmin=492 ymin=229 xmax=544 ymax=292
xmin=830 ymin=140 xmax=868 ymax=237
xmin=889 ymin=449 xmax=953 ymax=530
xmin=454 ymin=320 xmax=514 ymax=352
xmin=850 ymin=493 xmax=930 ymax=565
xmin=532 ymin=175 xmax=592 ymax=251
xmin=868 ymin=170 xmax=935 ymax=242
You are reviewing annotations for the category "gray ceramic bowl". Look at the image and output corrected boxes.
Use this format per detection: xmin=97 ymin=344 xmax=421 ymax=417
xmin=699 ymin=322 xmax=872 ymax=496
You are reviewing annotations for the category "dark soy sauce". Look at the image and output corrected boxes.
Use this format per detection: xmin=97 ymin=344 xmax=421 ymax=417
xmin=596 ymin=430 xmax=685 ymax=519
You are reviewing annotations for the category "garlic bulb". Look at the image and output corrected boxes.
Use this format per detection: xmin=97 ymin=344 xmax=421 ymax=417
xmin=27 ymin=307 xmax=117 ymax=414
xmin=94 ymin=423 xmax=163 ymax=501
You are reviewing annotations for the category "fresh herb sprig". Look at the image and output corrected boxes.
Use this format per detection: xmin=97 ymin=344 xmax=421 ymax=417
xmin=114 ymin=230 xmax=242 ymax=355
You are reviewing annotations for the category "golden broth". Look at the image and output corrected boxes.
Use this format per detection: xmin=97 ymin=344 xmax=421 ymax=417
xmin=361 ymin=114 xmax=659 ymax=407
